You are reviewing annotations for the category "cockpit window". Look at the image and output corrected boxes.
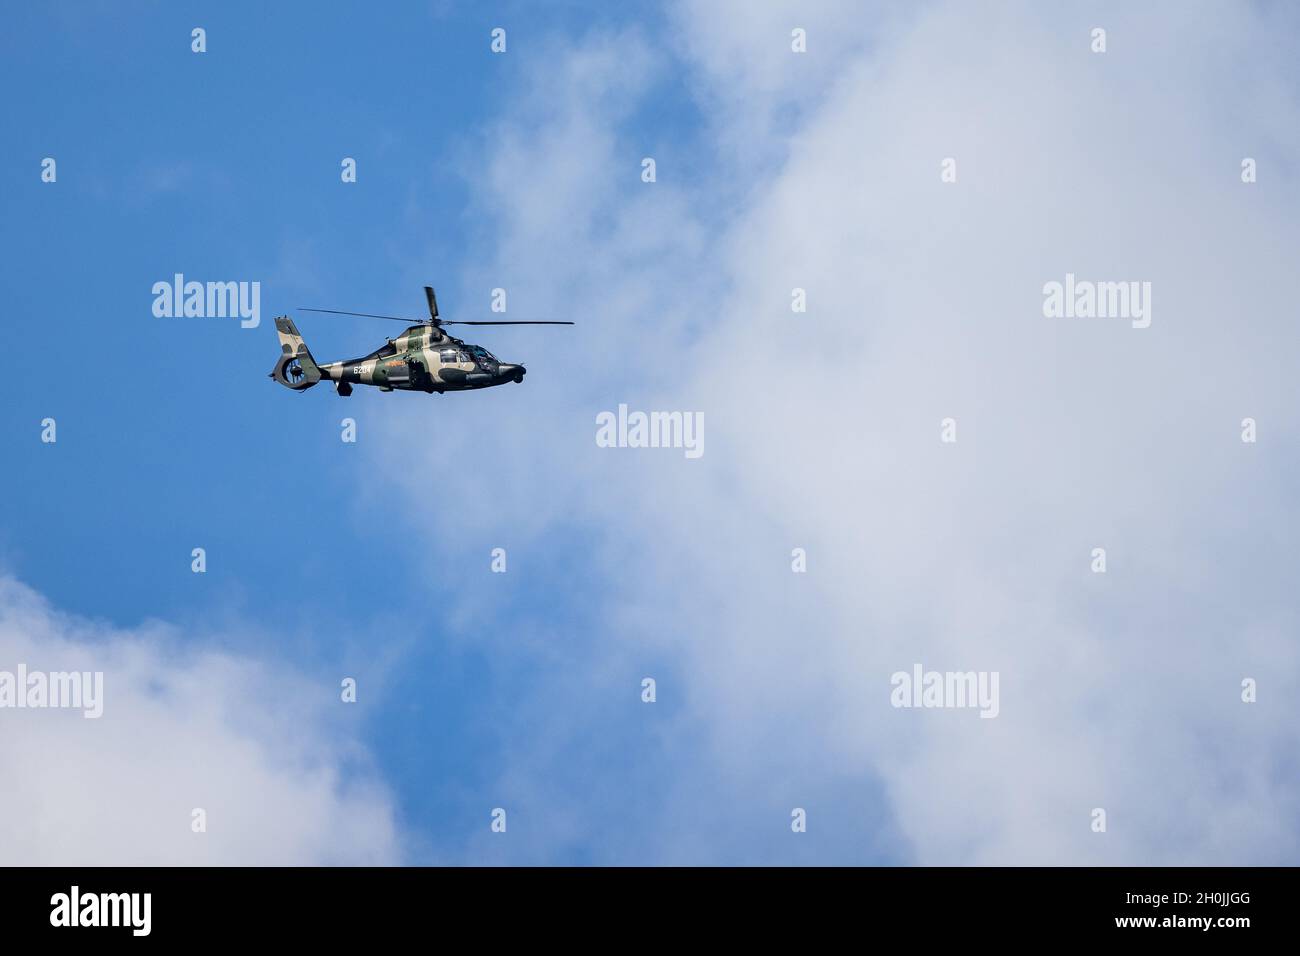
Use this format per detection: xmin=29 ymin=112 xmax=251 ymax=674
xmin=440 ymin=349 xmax=458 ymax=364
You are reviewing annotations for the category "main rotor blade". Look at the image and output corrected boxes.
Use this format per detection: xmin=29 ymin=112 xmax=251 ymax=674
xmin=298 ymin=308 xmax=573 ymax=327
xmin=299 ymin=308 xmax=427 ymax=324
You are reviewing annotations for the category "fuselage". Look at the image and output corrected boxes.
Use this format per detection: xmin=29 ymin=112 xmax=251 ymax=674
xmin=318 ymin=324 xmax=525 ymax=393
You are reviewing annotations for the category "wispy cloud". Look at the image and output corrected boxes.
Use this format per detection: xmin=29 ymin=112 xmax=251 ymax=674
xmin=363 ymin=0 xmax=1300 ymax=864
xmin=0 ymin=576 xmax=401 ymax=865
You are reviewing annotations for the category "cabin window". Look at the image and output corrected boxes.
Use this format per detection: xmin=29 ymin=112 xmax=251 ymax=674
xmin=440 ymin=349 xmax=458 ymax=364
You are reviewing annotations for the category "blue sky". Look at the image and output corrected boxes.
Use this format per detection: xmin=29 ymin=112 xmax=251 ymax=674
xmin=2 ymin=3 xmax=622 ymax=861
xmin=3 ymin=2 xmax=1299 ymax=866
xmin=1 ymin=1 xmax=897 ymax=865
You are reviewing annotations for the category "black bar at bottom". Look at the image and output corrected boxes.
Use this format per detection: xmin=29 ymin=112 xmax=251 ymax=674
xmin=0 ymin=866 xmax=1281 ymax=942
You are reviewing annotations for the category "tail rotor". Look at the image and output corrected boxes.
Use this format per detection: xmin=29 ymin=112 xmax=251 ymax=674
xmin=269 ymin=316 xmax=322 ymax=390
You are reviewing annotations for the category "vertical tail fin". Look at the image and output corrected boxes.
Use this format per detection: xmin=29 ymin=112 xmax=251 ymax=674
xmin=269 ymin=315 xmax=322 ymax=389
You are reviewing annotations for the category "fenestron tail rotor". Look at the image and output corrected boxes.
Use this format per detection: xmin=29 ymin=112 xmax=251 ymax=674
xmin=268 ymin=316 xmax=323 ymax=390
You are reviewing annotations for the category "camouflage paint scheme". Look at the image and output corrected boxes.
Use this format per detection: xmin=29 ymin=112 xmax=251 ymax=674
xmin=269 ymin=316 xmax=526 ymax=396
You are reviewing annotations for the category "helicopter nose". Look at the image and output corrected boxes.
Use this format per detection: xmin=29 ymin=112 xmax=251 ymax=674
xmin=498 ymin=363 xmax=525 ymax=383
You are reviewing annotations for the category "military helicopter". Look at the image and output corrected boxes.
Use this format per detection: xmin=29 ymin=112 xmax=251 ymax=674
xmin=269 ymin=286 xmax=573 ymax=396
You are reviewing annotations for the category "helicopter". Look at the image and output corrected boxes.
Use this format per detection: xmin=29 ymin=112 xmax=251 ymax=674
xmin=269 ymin=286 xmax=573 ymax=396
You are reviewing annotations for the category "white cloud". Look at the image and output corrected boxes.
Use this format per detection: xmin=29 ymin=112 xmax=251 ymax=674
xmin=0 ymin=577 xmax=400 ymax=865
xmin=369 ymin=1 xmax=1300 ymax=863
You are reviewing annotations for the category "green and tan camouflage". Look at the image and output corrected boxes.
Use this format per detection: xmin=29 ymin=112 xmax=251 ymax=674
xmin=268 ymin=286 xmax=565 ymax=397
xmin=269 ymin=317 xmax=323 ymax=388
